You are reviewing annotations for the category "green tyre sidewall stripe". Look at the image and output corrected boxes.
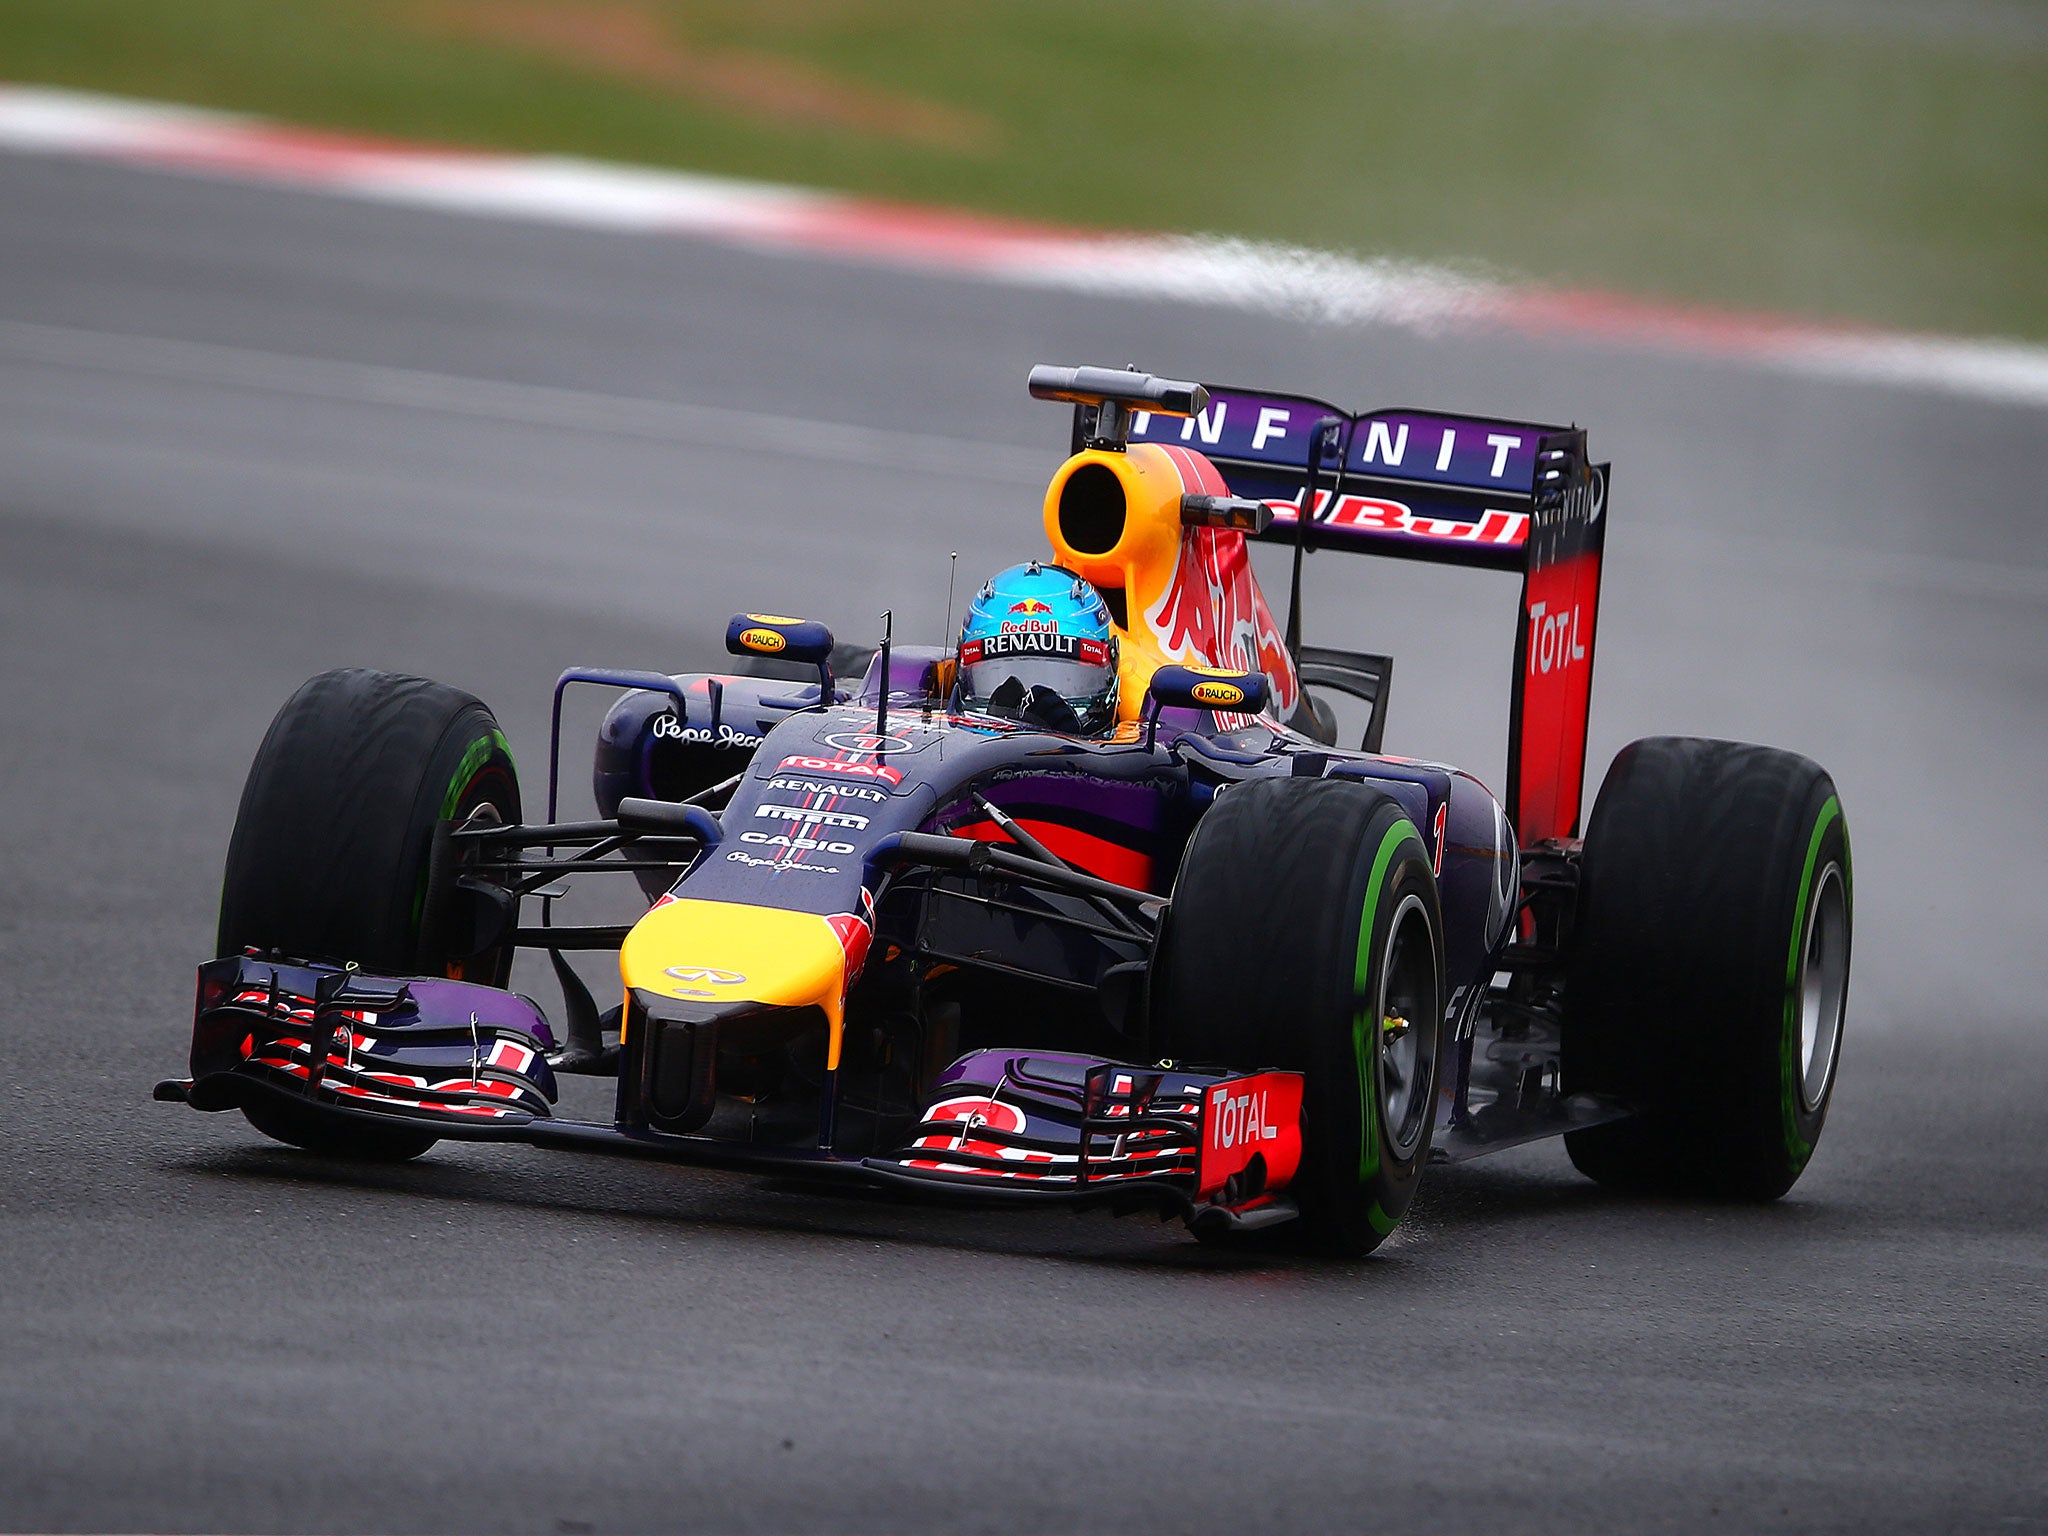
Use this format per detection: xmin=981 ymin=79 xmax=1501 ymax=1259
xmin=441 ymin=727 xmax=511 ymax=820
xmin=1779 ymin=794 xmax=1848 ymax=1168
xmin=413 ymin=721 xmax=517 ymax=936
xmin=1352 ymin=817 xmax=1421 ymax=1184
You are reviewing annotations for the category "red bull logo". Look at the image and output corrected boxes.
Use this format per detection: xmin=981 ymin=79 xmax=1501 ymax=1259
xmin=1008 ymin=599 xmax=1054 ymax=615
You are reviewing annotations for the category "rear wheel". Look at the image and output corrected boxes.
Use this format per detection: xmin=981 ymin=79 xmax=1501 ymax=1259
xmin=1563 ymin=736 xmax=1852 ymax=1198
xmin=216 ymin=668 xmax=522 ymax=1159
xmin=1155 ymin=777 xmax=1444 ymax=1256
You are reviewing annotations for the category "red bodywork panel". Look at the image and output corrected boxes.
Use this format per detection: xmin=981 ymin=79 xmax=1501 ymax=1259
xmin=1197 ymin=1071 xmax=1305 ymax=1201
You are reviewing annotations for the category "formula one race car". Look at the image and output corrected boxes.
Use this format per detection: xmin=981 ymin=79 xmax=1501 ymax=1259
xmin=158 ymin=365 xmax=1853 ymax=1256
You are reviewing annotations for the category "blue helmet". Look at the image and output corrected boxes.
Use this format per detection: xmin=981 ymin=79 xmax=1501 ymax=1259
xmin=957 ymin=562 xmax=1119 ymax=734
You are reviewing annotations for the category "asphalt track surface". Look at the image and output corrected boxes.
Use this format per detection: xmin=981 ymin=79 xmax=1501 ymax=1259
xmin=2 ymin=148 xmax=2045 ymax=1534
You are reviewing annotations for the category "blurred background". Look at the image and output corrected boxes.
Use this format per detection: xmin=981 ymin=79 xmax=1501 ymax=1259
xmin=3 ymin=0 xmax=2044 ymax=339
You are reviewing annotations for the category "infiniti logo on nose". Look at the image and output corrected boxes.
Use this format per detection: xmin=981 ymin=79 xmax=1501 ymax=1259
xmin=665 ymin=966 xmax=746 ymax=985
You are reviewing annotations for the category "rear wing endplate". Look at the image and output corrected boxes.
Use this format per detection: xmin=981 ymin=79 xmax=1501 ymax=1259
xmin=1072 ymin=388 xmax=1609 ymax=843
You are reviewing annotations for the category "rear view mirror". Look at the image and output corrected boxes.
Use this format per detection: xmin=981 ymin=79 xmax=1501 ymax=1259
xmin=1179 ymin=493 xmax=1273 ymax=533
xmin=1147 ymin=664 xmax=1270 ymax=715
xmin=725 ymin=613 xmax=835 ymax=665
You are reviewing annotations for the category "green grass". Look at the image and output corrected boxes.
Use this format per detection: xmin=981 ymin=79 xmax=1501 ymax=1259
xmin=3 ymin=0 xmax=2044 ymax=340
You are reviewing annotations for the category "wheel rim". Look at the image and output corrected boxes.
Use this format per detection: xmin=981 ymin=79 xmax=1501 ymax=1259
xmin=1797 ymin=862 xmax=1849 ymax=1111
xmin=1377 ymin=893 xmax=1438 ymax=1158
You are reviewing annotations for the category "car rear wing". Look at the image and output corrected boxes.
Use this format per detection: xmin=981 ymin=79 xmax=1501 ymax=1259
xmin=1070 ymin=386 xmax=1609 ymax=844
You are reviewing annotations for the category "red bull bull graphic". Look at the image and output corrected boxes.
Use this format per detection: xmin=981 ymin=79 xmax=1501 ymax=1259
xmin=1140 ymin=526 xmax=1298 ymax=722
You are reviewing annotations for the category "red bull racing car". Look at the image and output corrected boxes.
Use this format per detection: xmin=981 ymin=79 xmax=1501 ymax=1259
xmin=157 ymin=365 xmax=1854 ymax=1256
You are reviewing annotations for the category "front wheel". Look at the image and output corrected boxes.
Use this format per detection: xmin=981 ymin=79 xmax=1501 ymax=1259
xmin=1563 ymin=736 xmax=1852 ymax=1198
xmin=215 ymin=667 xmax=522 ymax=1159
xmin=1154 ymin=777 xmax=1445 ymax=1256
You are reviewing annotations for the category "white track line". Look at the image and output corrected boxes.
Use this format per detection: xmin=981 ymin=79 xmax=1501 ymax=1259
xmin=4 ymin=83 xmax=2046 ymax=410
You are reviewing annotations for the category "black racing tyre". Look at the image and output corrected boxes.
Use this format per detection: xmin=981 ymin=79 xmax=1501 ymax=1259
xmin=237 ymin=1090 xmax=443 ymax=1164
xmin=216 ymin=668 xmax=522 ymax=1160
xmin=1155 ymin=777 xmax=1444 ymax=1256
xmin=1562 ymin=736 xmax=1852 ymax=1199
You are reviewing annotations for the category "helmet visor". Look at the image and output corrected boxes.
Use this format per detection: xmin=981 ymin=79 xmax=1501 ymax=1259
xmin=960 ymin=655 xmax=1110 ymax=710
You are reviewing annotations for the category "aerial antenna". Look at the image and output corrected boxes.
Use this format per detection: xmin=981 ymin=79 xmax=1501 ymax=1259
xmin=942 ymin=551 xmax=959 ymax=646
xmin=875 ymin=609 xmax=892 ymax=735
xmin=932 ymin=551 xmax=958 ymax=716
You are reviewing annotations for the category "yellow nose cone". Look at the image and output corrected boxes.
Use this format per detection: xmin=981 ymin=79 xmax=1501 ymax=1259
xmin=620 ymin=898 xmax=852 ymax=1065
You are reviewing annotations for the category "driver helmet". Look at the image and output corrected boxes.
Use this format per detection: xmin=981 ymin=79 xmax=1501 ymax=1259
xmin=956 ymin=561 xmax=1119 ymax=735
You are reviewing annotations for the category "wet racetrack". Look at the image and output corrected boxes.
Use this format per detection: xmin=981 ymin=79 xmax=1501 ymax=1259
xmin=1 ymin=148 xmax=2045 ymax=1533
